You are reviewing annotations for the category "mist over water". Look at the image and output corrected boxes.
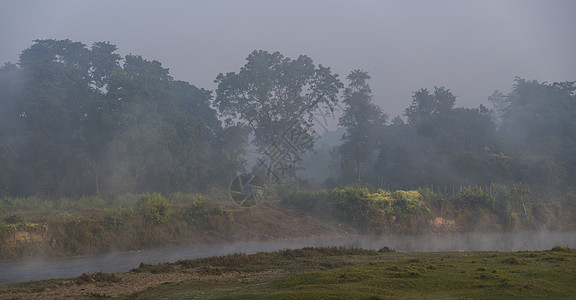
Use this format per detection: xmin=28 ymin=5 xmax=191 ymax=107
xmin=1 ymin=2 xmax=575 ymax=294
xmin=1 ymin=230 xmax=574 ymax=285
xmin=349 ymin=230 xmax=576 ymax=252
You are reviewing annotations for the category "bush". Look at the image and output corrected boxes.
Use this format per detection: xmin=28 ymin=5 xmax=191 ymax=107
xmin=452 ymin=188 xmax=495 ymax=209
xmin=4 ymin=214 xmax=23 ymax=224
xmin=331 ymin=187 xmax=384 ymax=230
xmin=330 ymin=187 xmax=431 ymax=233
xmin=104 ymin=208 xmax=133 ymax=228
xmin=331 ymin=187 xmax=431 ymax=233
xmin=180 ymin=194 xmax=222 ymax=224
xmin=280 ymin=188 xmax=329 ymax=210
xmin=390 ymin=190 xmax=429 ymax=215
xmin=138 ymin=193 xmax=171 ymax=224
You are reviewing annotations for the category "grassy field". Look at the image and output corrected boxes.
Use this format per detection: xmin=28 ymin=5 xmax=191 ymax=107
xmin=1 ymin=246 xmax=575 ymax=299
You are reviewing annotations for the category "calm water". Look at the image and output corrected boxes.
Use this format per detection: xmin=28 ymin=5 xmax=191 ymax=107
xmin=1 ymin=230 xmax=575 ymax=285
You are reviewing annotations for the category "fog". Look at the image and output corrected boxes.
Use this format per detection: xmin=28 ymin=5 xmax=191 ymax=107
xmin=1 ymin=0 xmax=576 ymax=286
xmin=2 ymin=231 xmax=575 ymax=285
xmin=1 ymin=0 xmax=575 ymax=119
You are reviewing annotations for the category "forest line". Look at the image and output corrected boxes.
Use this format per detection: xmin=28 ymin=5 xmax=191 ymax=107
xmin=0 ymin=39 xmax=575 ymax=198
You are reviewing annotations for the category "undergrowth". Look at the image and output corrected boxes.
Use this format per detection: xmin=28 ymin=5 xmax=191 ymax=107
xmin=1 ymin=185 xmax=576 ymax=260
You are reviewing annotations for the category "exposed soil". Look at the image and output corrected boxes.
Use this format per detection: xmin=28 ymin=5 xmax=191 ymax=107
xmin=0 ymin=268 xmax=290 ymax=299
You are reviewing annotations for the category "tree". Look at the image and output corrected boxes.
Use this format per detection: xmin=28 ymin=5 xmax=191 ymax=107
xmin=214 ymin=50 xmax=343 ymax=182
xmin=0 ymin=63 xmax=23 ymax=196
xmin=376 ymin=86 xmax=501 ymax=189
xmin=89 ymin=41 xmax=123 ymax=90
xmin=338 ymin=70 xmax=387 ymax=182
xmin=0 ymin=39 xmax=247 ymax=197
xmin=497 ymin=78 xmax=576 ymax=190
xmin=97 ymin=54 xmax=175 ymax=194
xmin=16 ymin=39 xmax=98 ymax=196
xmin=169 ymin=80 xmax=249 ymax=190
xmin=488 ymin=90 xmax=508 ymax=128
xmin=404 ymin=86 xmax=455 ymax=125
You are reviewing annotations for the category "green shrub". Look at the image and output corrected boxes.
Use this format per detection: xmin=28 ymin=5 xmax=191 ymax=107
xmin=390 ymin=190 xmax=430 ymax=215
xmin=104 ymin=208 xmax=133 ymax=228
xmin=4 ymin=214 xmax=23 ymax=224
xmin=330 ymin=187 xmax=431 ymax=233
xmin=330 ymin=187 xmax=383 ymax=229
xmin=138 ymin=193 xmax=171 ymax=224
xmin=452 ymin=188 xmax=495 ymax=209
xmin=0 ymin=196 xmax=53 ymax=212
xmin=180 ymin=194 xmax=222 ymax=224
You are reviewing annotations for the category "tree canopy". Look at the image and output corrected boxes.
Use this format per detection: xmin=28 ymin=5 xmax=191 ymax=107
xmin=0 ymin=39 xmax=245 ymax=198
xmin=214 ymin=50 xmax=342 ymax=181
xmin=338 ymin=70 xmax=387 ymax=182
xmin=370 ymin=79 xmax=576 ymax=192
xmin=1 ymin=40 xmax=575 ymax=198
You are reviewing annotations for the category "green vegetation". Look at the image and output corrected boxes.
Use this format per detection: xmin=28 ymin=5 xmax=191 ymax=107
xmin=121 ymin=246 xmax=576 ymax=299
xmin=369 ymin=79 xmax=576 ymax=193
xmin=0 ymin=39 xmax=247 ymax=198
xmin=338 ymin=70 xmax=387 ymax=182
xmin=329 ymin=188 xmax=431 ymax=233
xmin=2 ymin=246 xmax=575 ymax=299
xmin=138 ymin=193 xmax=171 ymax=224
xmin=0 ymin=191 xmax=237 ymax=259
xmin=2 ymin=184 xmax=575 ymax=260
xmin=1 ymin=39 xmax=575 ymax=297
xmin=214 ymin=50 xmax=342 ymax=183
xmin=280 ymin=185 xmax=576 ymax=234
xmin=2 ymin=40 xmax=575 ymax=200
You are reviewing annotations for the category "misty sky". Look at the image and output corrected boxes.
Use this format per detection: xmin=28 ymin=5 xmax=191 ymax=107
xmin=1 ymin=0 xmax=575 ymax=121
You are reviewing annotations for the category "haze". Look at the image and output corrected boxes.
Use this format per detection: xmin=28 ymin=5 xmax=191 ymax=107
xmin=1 ymin=1 xmax=576 ymax=289
xmin=1 ymin=0 xmax=575 ymax=119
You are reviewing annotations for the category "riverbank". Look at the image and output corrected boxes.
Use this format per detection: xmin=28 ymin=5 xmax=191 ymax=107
xmin=2 ymin=231 xmax=575 ymax=286
xmin=2 ymin=188 xmax=575 ymax=262
xmin=2 ymin=246 xmax=575 ymax=299
xmin=0 ymin=199 xmax=357 ymax=262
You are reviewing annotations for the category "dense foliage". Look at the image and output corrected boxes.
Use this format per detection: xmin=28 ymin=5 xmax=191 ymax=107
xmin=0 ymin=39 xmax=246 ymax=198
xmin=365 ymin=79 xmax=575 ymax=192
xmin=338 ymin=70 xmax=387 ymax=182
xmin=214 ymin=50 xmax=342 ymax=182
xmin=1 ymin=40 xmax=575 ymax=199
xmin=330 ymin=187 xmax=431 ymax=233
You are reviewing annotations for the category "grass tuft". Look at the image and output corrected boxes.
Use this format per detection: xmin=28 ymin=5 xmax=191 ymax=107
xmin=501 ymin=256 xmax=523 ymax=265
xmin=76 ymin=272 xmax=121 ymax=284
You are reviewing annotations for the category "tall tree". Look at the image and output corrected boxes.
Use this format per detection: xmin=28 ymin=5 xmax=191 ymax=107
xmin=0 ymin=39 xmax=246 ymax=197
xmin=377 ymin=87 xmax=500 ymax=189
xmin=338 ymin=70 xmax=387 ymax=182
xmin=404 ymin=86 xmax=455 ymax=125
xmin=497 ymin=78 xmax=576 ymax=190
xmin=214 ymin=50 xmax=342 ymax=182
xmin=0 ymin=63 xmax=24 ymax=196
xmin=16 ymin=39 xmax=97 ymax=196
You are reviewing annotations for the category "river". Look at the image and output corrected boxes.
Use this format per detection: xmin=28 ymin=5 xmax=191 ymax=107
xmin=1 ymin=230 xmax=575 ymax=285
